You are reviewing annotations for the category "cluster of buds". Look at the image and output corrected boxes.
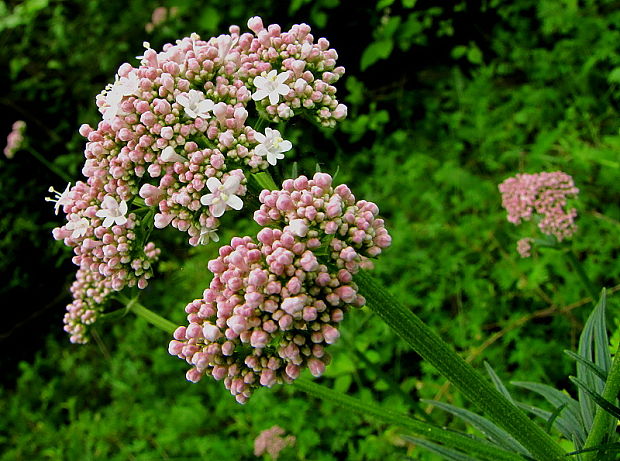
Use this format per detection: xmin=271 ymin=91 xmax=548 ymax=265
xmin=49 ymin=17 xmax=347 ymax=343
xmin=254 ymin=426 xmax=296 ymax=459
xmin=499 ymin=171 xmax=579 ymax=257
xmin=49 ymin=180 xmax=160 ymax=343
xmin=4 ymin=120 xmax=26 ymax=159
xmin=169 ymin=173 xmax=391 ymax=402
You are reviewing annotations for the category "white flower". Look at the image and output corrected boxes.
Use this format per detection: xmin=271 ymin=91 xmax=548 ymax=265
xmin=200 ymin=175 xmax=243 ymax=218
xmin=198 ymin=227 xmax=220 ymax=245
xmin=65 ymin=216 xmax=90 ymax=239
xmin=176 ymin=90 xmax=214 ymax=119
xmin=116 ymin=71 xmax=140 ymax=97
xmin=45 ymin=183 xmax=72 ymax=215
xmin=254 ymin=128 xmax=292 ymax=166
xmin=289 ymin=219 xmax=308 ymax=237
xmin=98 ymin=72 xmax=140 ymax=122
xmin=95 ymin=196 xmax=128 ymax=227
xmin=251 ymin=70 xmax=290 ymax=105
xmin=160 ymin=146 xmax=187 ymax=163
xmin=216 ymin=34 xmax=238 ymax=62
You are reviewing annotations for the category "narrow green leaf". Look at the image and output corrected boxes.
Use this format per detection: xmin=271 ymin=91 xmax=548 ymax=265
xmin=545 ymin=403 xmax=568 ymax=434
xmin=294 ymin=379 xmax=525 ymax=461
xmin=511 ymin=381 xmax=586 ymax=444
xmin=401 ymin=435 xmax=480 ymax=461
xmin=577 ymin=290 xmax=610 ymax=431
xmin=570 ymin=376 xmax=620 ymax=420
xmin=568 ymin=442 xmax=620 ymax=456
xmin=565 ymin=350 xmax=608 ymax=382
xmin=516 ymin=402 xmax=578 ymax=443
xmin=422 ymin=400 xmax=530 ymax=456
xmin=484 ymin=362 xmax=515 ymax=404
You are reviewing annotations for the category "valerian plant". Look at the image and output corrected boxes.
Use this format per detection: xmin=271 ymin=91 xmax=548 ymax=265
xmin=47 ymin=16 xmax=620 ymax=461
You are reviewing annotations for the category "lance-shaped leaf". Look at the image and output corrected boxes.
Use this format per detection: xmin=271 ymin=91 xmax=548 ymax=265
xmin=576 ymin=290 xmax=611 ymax=431
xmin=484 ymin=361 xmax=515 ymax=404
xmin=511 ymin=381 xmax=586 ymax=446
xmin=570 ymin=376 xmax=620 ymax=421
xmin=421 ymin=399 xmax=531 ymax=456
xmin=401 ymin=435 xmax=483 ymax=461
xmin=516 ymin=402 xmax=576 ymax=443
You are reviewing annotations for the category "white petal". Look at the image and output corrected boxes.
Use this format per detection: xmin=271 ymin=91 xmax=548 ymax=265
xmin=266 ymin=70 xmax=278 ymax=79
xmin=211 ymin=201 xmax=226 ymax=217
xmin=253 ymin=76 xmax=267 ymax=88
xmin=223 ymin=175 xmax=241 ymax=193
xmin=226 ymin=194 xmax=243 ymax=211
xmin=206 ymin=176 xmax=221 ymax=193
xmin=184 ymin=107 xmax=198 ymax=118
xmin=254 ymin=131 xmax=266 ymax=143
xmin=95 ymin=209 xmax=108 ymax=218
xmin=276 ymin=72 xmax=289 ymax=84
xmin=102 ymin=196 xmax=118 ymax=210
xmin=197 ymin=99 xmax=214 ymax=113
xmin=176 ymin=93 xmax=189 ymax=107
xmin=255 ymin=145 xmax=268 ymax=158
xmin=252 ymin=89 xmax=268 ymax=101
xmin=210 ymin=232 xmax=220 ymax=243
xmin=277 ymin=83 xmax=290 ymax=95
xmin=115 ymin=215 xmax=128 ymax=226
xmin=278 ymin=140 xmax=293 ymax=153
xmin=103 ymin=216 xmax=114 ymax=228
xmin=268 ymin=92 xmax=280 ymax=105
xmin=119 ymin=200 xmax=128 ymax=215
xmin=200 ymin=193 xmax=215 ymax=206
xmin=267 ymin=152 xmax=278 ymax=166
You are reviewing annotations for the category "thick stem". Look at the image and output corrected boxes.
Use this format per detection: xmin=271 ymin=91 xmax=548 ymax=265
xmin=293 ymin=379 xmax=526 ymax=461
xmin=582 ymin=344 xmax=620 ymax=461
xmin=356 ymin=271 xmax=566 ymax=461
xmin=565 ymin=249 xmax=599 ymax=301
xmin=126 ymin=298 xmax=178 ymax=334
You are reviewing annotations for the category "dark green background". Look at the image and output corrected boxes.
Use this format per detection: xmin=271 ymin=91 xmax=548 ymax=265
xmin=1 ymin=0 xmax=619 ymax=459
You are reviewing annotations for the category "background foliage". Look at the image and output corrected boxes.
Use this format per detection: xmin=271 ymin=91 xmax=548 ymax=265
xmin=1 ymin=0 xmax=619 ymax=459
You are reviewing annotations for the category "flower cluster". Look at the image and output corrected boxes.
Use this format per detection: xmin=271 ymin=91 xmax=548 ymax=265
xmin=4 ymin=120 xmax=26 ymax=159
xmin=499 ymin=171 xmax=579 ymax=256
xmin=50 ymin=18 xmax=347 ymax=343
xmin=254 ymin=425 xmax=296 ymax=459
xmin=81 ymin=16 xmax=345 ymax=245
xmin=50 ymin=180 xmax=161 ymax=343
xmin=169 ymin=173 xmax=391 ymax=402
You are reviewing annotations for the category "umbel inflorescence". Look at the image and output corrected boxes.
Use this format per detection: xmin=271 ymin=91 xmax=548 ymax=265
xmin=499 ymin=171 xmax=579 ymax=257
xmin=49 ymin=17 xmax=348 ymax=344
xmin=169 ymin=173 xmax=392 ymax=403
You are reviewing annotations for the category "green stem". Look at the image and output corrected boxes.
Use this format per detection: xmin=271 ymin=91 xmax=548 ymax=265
xmin=581 ymin=343 xmax=620 ymax=461
xmin=126 ymin=298 xmax=178 ymax=334
xmin=565 ymin=249 xmax=599 ymax=301
xmin=293 ymin=379 xmax=526 ymax=461
xmin=120 ymin=299 xmax=525 ymax=459
xmin=356 ymin=271 xmax=566 ymax=461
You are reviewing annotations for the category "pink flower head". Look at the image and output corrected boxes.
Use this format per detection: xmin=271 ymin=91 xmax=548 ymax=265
xmin=499 ymin=171 xmax=579 ymax=243
xmin=254 ymin=426 xmax=296 ymax=459
xmin=4 ymin=120 xmax=26 ymax=158
xmin=170 ymin=174 xmax=391 ymax=402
